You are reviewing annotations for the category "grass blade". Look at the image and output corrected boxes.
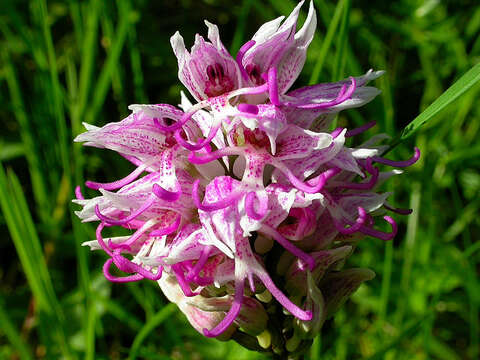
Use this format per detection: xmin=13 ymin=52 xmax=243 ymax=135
xmin=85 ymin=3 xmax=134 ymax=125
xmin=230 ymin=0 xmax=254 ymax=55
xmin=128 ymin=303 xmax=176 ymax=360
xmin=0 ymin=300 xmax=33 ymax=360
xmin=308 ymin=0 xmax=345 ymax=84
xmin=1 ymin=47 xmax=49 ymax=220
xmin=36 ymin=0 xmax=71 ymax=187
xmin=332 ymin=0 xmax=351 ymax=81
xmin=391 ymin=62 xmax=480 ymax=147
xmin=0 ymin=142 xmax=25 ymax=161
xmin=0 ymin=165 xmax=73 ymax=358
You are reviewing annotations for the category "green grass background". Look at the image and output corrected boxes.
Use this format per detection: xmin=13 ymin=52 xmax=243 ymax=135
xmin=0 ymin=0 xmax=479 ymax=359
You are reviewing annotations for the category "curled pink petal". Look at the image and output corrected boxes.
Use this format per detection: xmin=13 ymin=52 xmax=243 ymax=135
xmin=203 ymin=279 xmax=245 ymax=337
xmin=186 ymin=245 xmax=212 ymax=281
xmin=245 ymin=192 xmax=268 ymax=220
xmin=95 ymin=222 xmax=113 ymax=256
xmin=272 ymin=160 xmax=339 ymax=194
xmin=384 ymin=203 xmax=413 ymax=215
xmin=331 ymin=127 xmax=344 ymax=139
xmin=260 ymin=225 xmax=315 ymax=271
xmin=152 ymin=183 xmax=181 ymax=202
xmin=236 ymin=40 xmax=256 ymax=81
xmin=85 ymin=164 xmax=147 ymax=191
xmin=238 ymin=103 xmax=259 ymax=114
xmin=345 ymin=121 xmax=376 ymax=137
xmin=154 ymin=111 xmax=191 ymax=132
xmin=172 ymin=264 xmax=200 ymax=297
xmin=255 ymin=270 xmax=312 ymax=321
xmin=174 ymin=122 xmax=221 ymax=151
xmin=149 ymin=215 xmax=182 ymax=236
xmin=188 ymin=147 xmax=244 ymax=165
xmin=338 ymin=158 xmax=379 ymax=190
xmin=288 ymin=76 xmax=357 ymax=109
xmin=359 ymin=215 xmax=398 ymax=241
xmin=153 ymin=100 xmax=208 ymax=132
xmin=109 ymin=221 xmax=155 ymax=250
xmin=372 ymin=147 xmax=420 ymax=168
xmin=268 ymin=67 xmax=280 ymax=105
xmin=75 ymin=185 xmax=84 ymax=200
xmin=94 ymin=193 xmax=157 ymax=226
xmin=334 ymin=207 xmax=367 ymax=235
xmin=112 ymin=252 xmax=163 ymax=280
xmin=192 ymin=179 xmax=243 ymax=211
xmin=103 ymin=259 xmax=144 ymax=283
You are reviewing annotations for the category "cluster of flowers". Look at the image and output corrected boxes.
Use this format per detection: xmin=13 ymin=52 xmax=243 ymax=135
xmin=74 ymin=1 xmax=418 ymax=354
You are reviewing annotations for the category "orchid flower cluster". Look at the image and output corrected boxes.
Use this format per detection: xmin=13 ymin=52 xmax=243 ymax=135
xmin=74 ymin=1 xmax=419 ymax=357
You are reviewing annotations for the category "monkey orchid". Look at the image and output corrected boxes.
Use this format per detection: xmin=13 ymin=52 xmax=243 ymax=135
xmin=74 ymin=0 xmax=419 ymax=358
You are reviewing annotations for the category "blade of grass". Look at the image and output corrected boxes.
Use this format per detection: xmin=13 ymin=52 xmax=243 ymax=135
xmin=125 ymin=5 xmax=147 ymax=103
xmin=308 ymin=0 xmax=345 ymax=84
xmin=443 ymin=198 xmax=480 ymax=242
xmin=128 ymin=303 xmax=176 ymax=360
xmin=365 ymin=316 xmax=429 ymax=360
xmin=70 ymin=0 xmax=100 ymax=207
xmin=390 ymin=62 xmax=480 ymax=147
xmin=310 ymin=335 xmax=321 ymax=360
xmin=0 ymin=142 xmax=25 ymax=161
xmin=72 ymin=0 xmax=101 ymax=131
xmin=1 ymin=48 xmax=50 ymax=220
xmin=0 ymin=165 xmax=73 ymax=358
xmin=68 ymin=0 xmax=84 ymax=48
xmin=230 ymin=0 xmax=254 ymax=55
xmin=72 ymin=209 xmax=97 ymax=359
xmin=332 ymin=0 xmax=350 ymax=81
xmin=330 ymin=0 xmax=351 ymax=130
xmin=378 ymin=240 xmax=393 ymax=324
xmin=85 ymin=300 xmax=97 ymax=360
xmin=0 ymin=9 xmax=48 ymax=70
xmin=95 ymin=295 xmax=143 ymax=331
xmin=397 ymin=182 xmax=421 ymax=320
xmin=127 ymin=283 xmax=155 ymax=320
xmin=100 ymin=7 xmax=127 ymax=114
xmin=84 ymin=3 xmax=135 ymax=125
xmin=0 ymin=300 xmax=33 ymax=360
xmin=36 ymin=0 xmax=71 ymax=190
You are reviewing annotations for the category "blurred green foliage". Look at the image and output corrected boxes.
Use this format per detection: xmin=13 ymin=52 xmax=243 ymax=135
xmin=0 ymin=0 xmax=479 ymax=359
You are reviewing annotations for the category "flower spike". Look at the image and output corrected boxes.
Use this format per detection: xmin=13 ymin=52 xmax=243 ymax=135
xmin=74 ymin=1 xmax=418 ymax=351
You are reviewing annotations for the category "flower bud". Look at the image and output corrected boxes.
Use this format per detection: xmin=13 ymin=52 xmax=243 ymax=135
xmin=320 ymin=268 xmax=375 ymax=318
xmin=293 ymin=272 xmax=326 ymax=339
xmin=285 ymin=246 xmax=353 ymax=295
xmin=183 ymin=302 xmax=237 ymax=341
xmin=187 ymin=293 xmax=268 ymax=336
xmin=158 ymin=274 xmax=237 ymax=340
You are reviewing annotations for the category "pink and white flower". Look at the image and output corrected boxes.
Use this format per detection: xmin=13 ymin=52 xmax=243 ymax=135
xmin=74 ymin=0 xmax=419 ymax=354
